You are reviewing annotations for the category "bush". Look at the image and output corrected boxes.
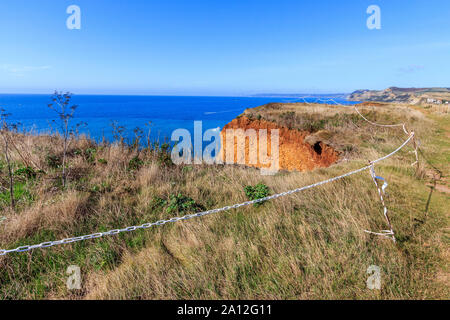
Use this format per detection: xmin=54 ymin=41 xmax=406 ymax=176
xmin=128 ymin=156 xmax=144 ymax=171
xmin=182 ymin=165 xmax=193 ymax=173
xmin=166 ymin=193 xmax=204 ymax=214
xmin=156 ymin=143 xmax=173 ymax=167
xmin=97 ymin=158 xmax=108 ymax=165
xmin=84 ymin=147 xmax=97 ymax=163
xmin=308 ymin=119 xmax=326 ymax=132
xmin=150 ymin=196 xmax=167 ymax=209
xmin=244 ymin=183 xmax=270 ymax=207
xmin=280 ymin=111 xmax=296 ymax=128
xmin=90 ymin=182 xmax=111 ymax=193
xmin=14 ymin=166 xmax=37 ymax=179
xmin=46 ymin=154 xmax=61 ymax=168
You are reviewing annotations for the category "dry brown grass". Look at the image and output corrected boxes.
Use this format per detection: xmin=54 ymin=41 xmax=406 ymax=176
xmin=0 ymin=103 xmax=448 ymax=300
xmin=243 ymin=103 xmax=429 ymax=154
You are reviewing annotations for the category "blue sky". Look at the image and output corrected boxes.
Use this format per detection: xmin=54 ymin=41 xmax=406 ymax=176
xmin=0 ymin=0 xmax=449 ymax=95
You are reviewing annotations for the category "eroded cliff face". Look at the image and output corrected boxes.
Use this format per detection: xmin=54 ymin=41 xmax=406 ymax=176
xmin=220 ymin=116 xmax=339 ymax=172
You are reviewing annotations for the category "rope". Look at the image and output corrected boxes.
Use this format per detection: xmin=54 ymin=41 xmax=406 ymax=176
xmin=293 ymin=96 xmax=419 ymax=168
xmin=0 ymin=133 xmax=415 ymax=256
xmin=353 ymin=106 xmax=409 ymax=135
xmin=284 ymin=96 xmax=411 ymax=136
xmin=364 ymin=165 xmax=396 ymax=242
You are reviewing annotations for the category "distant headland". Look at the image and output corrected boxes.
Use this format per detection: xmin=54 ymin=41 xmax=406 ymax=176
xmin=348 ymin=87 xmax=450 ymax=105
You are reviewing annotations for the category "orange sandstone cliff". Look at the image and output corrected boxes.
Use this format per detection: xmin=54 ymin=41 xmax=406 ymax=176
xmin=220 ymin=116 xmax=339 ymax=172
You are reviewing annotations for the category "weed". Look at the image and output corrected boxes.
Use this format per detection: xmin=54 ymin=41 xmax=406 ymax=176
xmin=244 ymin=183 xmax=270 ymax=207
xmin=156 ymin=143 xmax=173 ymax=167
xmin=14 ymin=166 xmax=37 ymax=179
xmin=97 ymin=158 xmax=108 ymax=165
xmin=46 ymin=154 xmax=61 ymax=168
xmin=129 ymin=156 xmax=144 ymax=171
xmin=84 ymin=147 xmax=97 ymax=163
xmin=166 ymin=193 xmax=204 ymax=214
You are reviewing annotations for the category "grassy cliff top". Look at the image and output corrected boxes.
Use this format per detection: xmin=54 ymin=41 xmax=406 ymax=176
xmin=0 ymin=103 xmax=448 ymax=299
xmin=241 ymin=102 xmax=429 ymax=155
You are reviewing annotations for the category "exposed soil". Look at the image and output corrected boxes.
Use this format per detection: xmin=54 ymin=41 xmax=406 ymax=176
xmin=220 ymin=116 xmax=339 ymax=172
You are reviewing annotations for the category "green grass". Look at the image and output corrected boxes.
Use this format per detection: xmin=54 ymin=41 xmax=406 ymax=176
xmin=0 ymin=106 xmax=448 ymax=300
xmin=0 ymin=181 xmax=34 ymax=208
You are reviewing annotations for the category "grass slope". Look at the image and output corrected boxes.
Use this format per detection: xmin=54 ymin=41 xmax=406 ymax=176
xmin=0 ymin=103 xmax=448 ymax=299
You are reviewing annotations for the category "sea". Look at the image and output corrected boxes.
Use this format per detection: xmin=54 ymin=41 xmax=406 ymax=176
xmin=0 ymin=94 xmax=358 ymax=145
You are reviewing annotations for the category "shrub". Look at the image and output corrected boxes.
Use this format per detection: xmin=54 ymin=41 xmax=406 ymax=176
xmin=156 ymin=143 xmax=173 ymax=167
xmin=128 ymin=156 xmax=144 ymax=171
xmin=308 ymin=119 xmax=326 ymax=132
xmin=46 ymin=154 xmax=61 ymax=168
xmin=343 ymin=145 xmax=355 ymax=153
xmin=90 ymin=182 xmax=111 ymax=193
xmin=97 ymin=158 xmax=108 ymax=165
xmin=281 ymin=111 xmax=295 ymax=119
xmin=47 ymin=91 xmax=79 ymax=188
xmin=244 ymin=183 xmax=270 ymax=207
xmin=150 ymin=196 xmax=167 ymax=210
xmin=84 ymin=147 xmax=97 ymax=163
xmin=166 ymin=193 xmax=204 ymax=214
xmin=182 ymin=165 xmax=193 ymax=173
xmin=280 ymin=111 xmax=296 ymax=128
xmin=14 ymin=166 xmax=37 ymax=179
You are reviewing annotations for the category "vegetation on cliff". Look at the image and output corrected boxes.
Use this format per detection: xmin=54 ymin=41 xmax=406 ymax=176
xmin=0 ymin=102 xmax=448 ymax=299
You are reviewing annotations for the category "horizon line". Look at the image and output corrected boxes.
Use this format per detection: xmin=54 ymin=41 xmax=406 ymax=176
xmin=0 ymin=92 xmax=352 ymax=97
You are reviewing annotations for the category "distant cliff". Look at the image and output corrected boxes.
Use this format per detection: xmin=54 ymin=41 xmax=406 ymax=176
xmin=348 ymin=87 xmax=450 ymax=105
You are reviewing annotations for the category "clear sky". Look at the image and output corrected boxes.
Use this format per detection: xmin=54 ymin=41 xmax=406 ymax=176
xmin=0 ymin=0 xmax=449 ymax=95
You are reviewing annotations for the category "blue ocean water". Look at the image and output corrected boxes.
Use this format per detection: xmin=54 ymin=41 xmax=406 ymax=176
xmin=0 ymin=94 xmax=357 ymax=144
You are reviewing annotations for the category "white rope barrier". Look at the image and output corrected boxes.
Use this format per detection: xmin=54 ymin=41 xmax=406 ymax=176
xmin=410 ymin=138 xmax=420 ymax=167
xmin=353 ymin=106 xmax=409 ymax=135
xmin=0 ymin=133 xmax=415 ymax=256
xmin=287 ymin=96 xmax=410 ymax=134
xmin=364 ymin=165 xmax=396 ymax=242
xmin=296 ymin=97 xmax=422 ymax=242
